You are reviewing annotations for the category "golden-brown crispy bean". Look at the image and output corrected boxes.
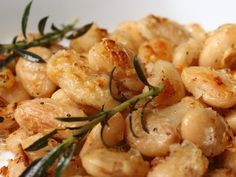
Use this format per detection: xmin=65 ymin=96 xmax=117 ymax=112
xmin=81 ymin=148 xmax=149 ymax=177
xmin=0 ymin=67 xmax=15 ymax=89
xmin=181 ymin=66 xmax=236 ymax=108
xmin=0 ymin=103 xmax=18 ymax=137
xmin=205 ymin=169 xmax=236 ymax=177
xmin=147 ymin=60 xmax=185 ymax=106
xmin=181 ymin=107 xmax=231 ymax=156
xmin=126 ymin=107 xmax=181 ymax=157
xmin=14 ymin=98 xmax=86 ymax=134
xmin=147 ymin=141 xmax=209 ymax=177
xmin=173 ymin=38 xmax=203 ymax=71
xmin=88 ymin=38 xmax=144 ymax=98
xmin=5 ymin=128 xmax=29 ymax=153
xmin=199 ymin=24 xmax=236 ymax=69
xmin=16 ymin=47 xmax=57 ymax=98
xmin=88 ymin=38 xmax=133 ymax=72
xmin=47 ymin=49 xmax=119 ymax=109
xmin=138 ymin=37 xmax=174 ymax=64
xmin=0 ymin=77 xmax=31 ymax=103
xmin=137 ymin=15 xmax=190 ymax=46
xmin=110 ymin=21 xmax=146 ymax=52
xmin=6 ymin=146 xmax=29 ymax=177
xmin=70 ymin=24 xmax=108 ymax=53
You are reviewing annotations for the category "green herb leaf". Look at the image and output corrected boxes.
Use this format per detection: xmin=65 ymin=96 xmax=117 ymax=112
xmin=51 ymin=23 xmax=61 ymax=32
xmin=14 ymin=48 xmax=45 ymax=63
xmin=55 ymin=143 xmax=76 ymax=177
xmin=21 ymin=0 xmax=33 ymax=39
xmin=0 ymin=54 xmax=17 ymax=69
xmin=65 ymin=126 xmax=83 ymax=130
xmin=109 ymin=67 xmax=127 ymax=102
xmin=133 ymin=56 xmax=150 ymax=86
xmin=12 ymin=36 xmax=18 ymax=44
xmin=38 ymin=16 xmax=49 ymax=35
xmin=24 ymin=129 xmax=57 ymax=151
xmin=140 ymin=99 xmax=153 ymax=134
xmin=66 ymin=23 xmax=93 ymax=39
xmin=20 ymin=136 xmax=74 ymax=177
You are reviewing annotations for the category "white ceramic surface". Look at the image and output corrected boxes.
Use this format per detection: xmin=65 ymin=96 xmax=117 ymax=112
xmin=1 ymin=0 xmax=236 ymax=173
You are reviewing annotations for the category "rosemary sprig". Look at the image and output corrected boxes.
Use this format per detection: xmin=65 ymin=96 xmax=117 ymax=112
xmin=21 ymin=85 xmax=163 ymax=177
xmin=0 ymin=20 xmax=92 ymax=53
xmin=20 ymin=56 xmax=163 ymax=176
xmin=0 ymin=1 xmax=92 ymax=69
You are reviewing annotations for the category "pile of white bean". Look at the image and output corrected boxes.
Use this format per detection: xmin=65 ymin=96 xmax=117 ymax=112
xmin=1 ymin=14 xmax=236 ymax=177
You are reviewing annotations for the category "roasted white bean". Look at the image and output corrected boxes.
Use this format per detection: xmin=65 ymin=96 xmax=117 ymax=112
xmin=147 ymin=60 xmax=185 ymax=106
xmin=126 ymin=107 xmax=181 ymax=157
xmin=181 ymin=66 xmax=236 ymax=108
xmin=82 ymin=148 xmax=149 ymax=177
xmin=147 ymin=141 xmax=208 ymax=177
xmin=88 ymin=38 xmax=144 ymax=98
xmin=181 ymin=107 xmax=231 ymax=156
xmin=138 ymin=37 xmax=174 ymax=65
xmin=199 ymin=24 xmax=236 ymax=69
xmin=16 ymin=47 xmax=57 ymax=98
xmin=137 ymin=14 xmax=190 ymax=45
xmin=47 ymin=49 xmax=119 ymax=109
xmin=14 ymin=98 xmax=86 ymax=136
xmin=70 ymin=24 xmax=108 ymax=53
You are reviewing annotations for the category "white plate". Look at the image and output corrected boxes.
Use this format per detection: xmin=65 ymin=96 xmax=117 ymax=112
xmin=1 ymin=0 xmax=236 ymax=174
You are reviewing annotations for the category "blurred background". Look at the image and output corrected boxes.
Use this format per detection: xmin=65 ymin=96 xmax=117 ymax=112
xmin=0 ymin=0 xmax=236 ymax=42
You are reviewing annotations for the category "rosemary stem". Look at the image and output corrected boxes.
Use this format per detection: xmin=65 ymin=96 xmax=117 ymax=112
xmin=74 ymin=115 xmax=106 ymax=136
xmin=63 ymin=135 xmax=75 ymax=145
xmin=0 ymin=22 xmax=75 ymax=52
